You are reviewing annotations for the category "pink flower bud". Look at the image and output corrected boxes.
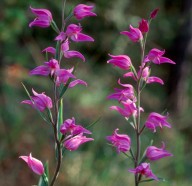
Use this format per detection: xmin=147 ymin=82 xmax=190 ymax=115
xmin=139 ymin=19 xmax=149 ymax=33
xmin=150 ymin=8 xmax=159 ymax=19
xmin=73 ymin=4 xmax=97 ymax=20
xmin=19 ymin=153 xmax=44 ymax=175
xmin=146 ymin=142 xmax=173 ymax=161
xmin=29 ymin=7 xmax=52 ymax=28
xmin=106 ymin=128 xmax=131 ymax=153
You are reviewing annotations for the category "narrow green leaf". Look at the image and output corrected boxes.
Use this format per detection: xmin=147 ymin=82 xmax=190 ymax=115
xmin=139 ymin=179 xmax=154 ymax=183
xmin=59 ymin=82 xmax=70 ymax=99
xmin=58 ymin=99 xmax=63 ymax=140
xmin=55 ymin=41 xmax=60 ymax=60
xmin=44 ymin=161 xmax=49 ymax=181
xmin=38 ymin=174 xmax=48 ymax=186
xmin=86 ymin=116 xmax=101 ymax=129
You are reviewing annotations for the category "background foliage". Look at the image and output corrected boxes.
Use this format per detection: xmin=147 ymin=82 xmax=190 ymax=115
xmin=1 ymin=0 xmax=192 ymax=185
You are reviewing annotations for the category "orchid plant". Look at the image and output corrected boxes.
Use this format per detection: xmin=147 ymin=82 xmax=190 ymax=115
xmin=106 ymin=9 xmax=174 ymax=185
xmin=19 ymin=1 xmax=96 ymax=186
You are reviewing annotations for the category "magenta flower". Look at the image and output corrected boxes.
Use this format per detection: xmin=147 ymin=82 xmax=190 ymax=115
xmin=145 ymin=112 xmax=171 ymax=132
xmin=106 ymin=128 xmax=131 ymax=153
xmin=55 ymin=67 xmax=76 ymax=86
xmin=73 ymin=4 xmax=97 ymax=20
xmin=139 ymin=19 xmax=149 ymax=33
xmin=107 ymin=79 xmax=136 ymax=102
xmin=55 ymin=32 xmax=66 ymax=42
xmin=21 ymin=89 xmax=52 ymax=112
xmin=120 ymin=25 xmax=143 ymax=42
xmin=146 ymin=142 xmax=173 ymax=161
xmin=66 ymin=24 xmax=94 ymax=42
xmin=107 ymin=54 xmax=132 ymax=70
xmin=110 ymin=99 xmax=138 ymax=118
xmin=29 ymin=7 xmax=52 ymax=28
xmin=61 ymin=39 xmax=85 ymax=62
xmin=144 ymin=48 xmax=176 ymax=65
xmin=68 ymin=79 xmax=87 ymax=88
xmin=129 ymin=163 xmax=158 ymax=181
xmin=19 ymin=153 xmax=44 ymax=175
xmin=150 ymin=8 xmax=159 ymax=19
xmin=42 ymin=46 xmax=56 ymax=54
xmin=30 ymin=59 xmax=59 ymax=76
xmin=60 ymin=117 xmax=91 ymax=136
xmin=64 ymin=133 xmax=94 ymax=151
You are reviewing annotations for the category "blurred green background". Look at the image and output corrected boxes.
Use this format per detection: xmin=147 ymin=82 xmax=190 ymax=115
xmin=1 ymin=0 xmax=192 ymax=185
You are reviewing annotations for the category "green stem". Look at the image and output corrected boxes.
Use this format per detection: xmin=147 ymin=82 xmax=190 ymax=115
xmin=50 ymin=83 xmax=62 ymax=186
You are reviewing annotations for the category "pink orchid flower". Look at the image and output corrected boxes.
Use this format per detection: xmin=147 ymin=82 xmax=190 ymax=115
xmin=106 ymin=128 xmax=131 ymax=153
xmin=129 ymin=163 xmax=158 ymax=181
xmin=144 ymin=48 xmax=176 ymax=65
xmin=19 ymin=153 xmax=44 ymax=175
xmin=107 ymin=79 xmax=136 ymax=102
xmin=145 ymin=112 xmax=171 ymax=132
xmin=110 ymin=99 xmax=138 ymax=118
xmin=124 ymin=66 xmax=164 ymax=85
xmin=29 ymin=7 xmax=52 ymax=28
xmin=146 ymin=142 xmax=173 ymax=161
xmin=107 ymin=54 xmax=132 ymax=70
xmin=55 ymin=32 xmax=66 ymax=42
xmin=60 ymin=117 xmax=91 ymax=136
xmin=21 ymin=89 xmax=52 ymax=112
xmin=61 ymin=39 xmax=85 ymax=61
xmin=55 ymin=67 xmax=76 ymax=86
xmin=64 ymin=133 xmax=94 ymax=151
xmin=120 ymin=25 xmax=143 ymax=42
xmin=66 ymin=24 xmax=94 ymax=42
xmin=30 ymin=59 xmax=59 ymax=76
xmin=73 ymin=4 xmax=97 ymax=20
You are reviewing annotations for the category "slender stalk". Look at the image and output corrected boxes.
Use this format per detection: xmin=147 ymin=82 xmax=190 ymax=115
xmin=134 ymin=39 xmax=146 ymax=186
xmin=50 ymin=83 xmax=62 ymax=186
xmin=61 ymin=0 xmax=67 ymax=31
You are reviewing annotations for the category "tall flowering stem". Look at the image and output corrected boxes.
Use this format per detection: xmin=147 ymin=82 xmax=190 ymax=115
xmin=20 ymin=1 xmax=96 ymax=186
xmin=107 ymin=9 xmax=174 ymax=186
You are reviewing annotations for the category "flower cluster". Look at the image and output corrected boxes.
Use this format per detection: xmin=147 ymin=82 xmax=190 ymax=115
xmin=20 ymin=2 xmax=96 ymax=185
xmin=106 ymin=8 xmax=173 ymax=184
